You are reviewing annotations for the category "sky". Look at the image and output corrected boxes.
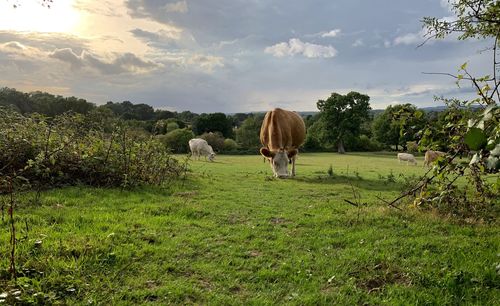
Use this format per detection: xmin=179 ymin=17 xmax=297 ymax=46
xmin=0 ymin=0 xmax=494 ymax=113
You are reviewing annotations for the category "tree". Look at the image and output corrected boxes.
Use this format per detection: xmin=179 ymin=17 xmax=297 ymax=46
xmin=316 ymin=91 xmax=371 ymax=153
xmin=192 ymin=113 xmax=234 ymax=138
xmin=235 ymin=115 xmax=262 ymax=149
xmin=372 ymin=104 xmax=426 ymax=150
xmin=158 ymin=128 xmax=194 ymax=154
xmin=0 ymin=87 xmax=31 ymax=113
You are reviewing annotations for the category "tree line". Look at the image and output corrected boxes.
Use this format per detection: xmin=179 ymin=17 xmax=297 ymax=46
xmin=0 ymin=86 xmax=458 ymax=155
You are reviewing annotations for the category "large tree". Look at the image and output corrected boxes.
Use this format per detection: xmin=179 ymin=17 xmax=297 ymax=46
xmin=316 ymin=91 xmax=371 ymax=154
xmin=192 ymin=112 xmax=234 ymax=138
xmin=372 ymin=104 xmax=426 ymax=150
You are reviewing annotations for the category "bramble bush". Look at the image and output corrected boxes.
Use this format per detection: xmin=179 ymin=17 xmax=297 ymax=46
xmin=0 ymin=107 xmax=186 ymax=192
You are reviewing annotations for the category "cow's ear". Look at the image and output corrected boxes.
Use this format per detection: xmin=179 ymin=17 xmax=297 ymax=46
xmin=287 ymin=149 xmax=298 ymax=159
xmin=260 ymin=147 xmax=274 ymax=158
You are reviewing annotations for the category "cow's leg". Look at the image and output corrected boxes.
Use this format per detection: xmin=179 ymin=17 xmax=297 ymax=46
xmin=291 ymin=156 xmax=296 ymax=177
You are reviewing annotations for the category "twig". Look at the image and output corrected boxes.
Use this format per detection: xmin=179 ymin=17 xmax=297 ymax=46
xmin=344 ymin=199 xmax=358 ymax=207
xmin=375 ymin=195 xmax=402 ymax=211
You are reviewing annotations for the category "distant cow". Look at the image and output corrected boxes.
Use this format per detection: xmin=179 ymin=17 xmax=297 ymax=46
xmin=260 ymin=108 xmax=306 ymax=178
xmin=424 ymin=150 xmax=446 ymax=167
xmin=189 ymin=138 xmax=215 ymax=162
xmin=397 ymin=153 xmax=417 ymax=165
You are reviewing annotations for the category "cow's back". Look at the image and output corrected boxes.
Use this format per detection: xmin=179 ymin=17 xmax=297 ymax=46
xmin=260 ymin=108 xmax=305 ymax=150
xmin=189 ymin=138 xmax=208 ymax=153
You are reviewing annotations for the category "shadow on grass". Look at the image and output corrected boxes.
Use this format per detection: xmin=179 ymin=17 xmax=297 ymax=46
xmin=294 ymin=174 xmax=406 ymax=192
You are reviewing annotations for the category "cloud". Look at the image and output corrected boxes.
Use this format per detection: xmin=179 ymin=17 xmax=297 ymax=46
xmin=187 ymin=54 xmax=224 ymax=72
xmin=265 ymin=38 xmax=337 ymax=58
xmin=393 ymin=29 xmax=426 ymax=46
xmin=49 ymin=48 xmax=161 ymax=74
xmin=130 ymin=28 xmax=182 ymax=42
xmin=164 ymin=0 xmax=188 ymax=13
xmin=0 ymin=40 xmax=47 ymax=59
xmin=321 ymin=29 xmax=341 ymax=38
xmin=352 ymin=39 xmax=364 ymax=47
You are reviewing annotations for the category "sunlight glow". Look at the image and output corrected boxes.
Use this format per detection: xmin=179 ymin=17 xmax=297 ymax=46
xmin=0 ymin=0 xmax=80 ymax=33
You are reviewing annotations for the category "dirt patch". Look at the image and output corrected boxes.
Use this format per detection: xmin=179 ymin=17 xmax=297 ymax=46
xmin=350 ymin=262 xmax=412 ymax=293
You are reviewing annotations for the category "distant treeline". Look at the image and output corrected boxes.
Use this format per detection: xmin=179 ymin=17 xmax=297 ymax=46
xmin=0 ymin=87 xmax=453 ymax=154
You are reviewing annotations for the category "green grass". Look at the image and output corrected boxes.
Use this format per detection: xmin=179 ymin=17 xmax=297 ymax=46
xmin=1 ymin=153 xmax=499 ymax=305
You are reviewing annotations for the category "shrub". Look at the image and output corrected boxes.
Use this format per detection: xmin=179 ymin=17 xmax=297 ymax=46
xmin=200 ymin=132 xmax=225 ymax=152
xmin=0 ymin=108 xmax=186 ymax=191
xmin=223 ymin=138 xmax=238 ymax=151
xmin=406 ymin=141 xmax=418 ymax=153
xmin=158 ymin=128 xmax=194 ymax=154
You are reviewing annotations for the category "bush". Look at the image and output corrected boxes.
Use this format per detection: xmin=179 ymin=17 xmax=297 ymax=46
xmin=406 ymin=141 xmax=418 ymax=153
xmin=200 ymin=132 xmax=225 ymax=152
xmin=223 ymin=138 xmax=238 ymax=151
xmin=158 ymin=128 xmax=194 ymax=154
xmin=0 ymin=108 xmax=186 ymax=190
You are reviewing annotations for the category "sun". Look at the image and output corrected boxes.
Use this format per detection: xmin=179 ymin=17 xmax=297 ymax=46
xmin=0 ymin=0 xmax=80 ymax=33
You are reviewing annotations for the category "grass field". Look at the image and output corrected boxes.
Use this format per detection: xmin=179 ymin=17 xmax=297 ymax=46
xmin=1 ymin=153 xmax=499 ymax=304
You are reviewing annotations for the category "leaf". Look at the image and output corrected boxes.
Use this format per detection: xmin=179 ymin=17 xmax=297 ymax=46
xmin=464 ymin=128 xmax=487 ymax=150
xmin=460 ymin=62 xmax=467 ymax=70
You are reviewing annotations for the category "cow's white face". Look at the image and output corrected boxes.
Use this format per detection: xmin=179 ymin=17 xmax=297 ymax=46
xmin=208 ymin=153 xmax=216 ymax=162
xmin=260 ymin=148 xmax=297 ymax=178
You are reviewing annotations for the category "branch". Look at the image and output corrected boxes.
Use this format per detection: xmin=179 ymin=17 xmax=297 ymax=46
xmin=381 ymin=150 xmax=461 ymax=209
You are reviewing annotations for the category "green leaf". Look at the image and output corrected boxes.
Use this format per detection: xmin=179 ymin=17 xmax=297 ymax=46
xmin=460 ymin=62 xmax=467 ymax=70
xmin=464 ymin=128 xmax=487 ymax=150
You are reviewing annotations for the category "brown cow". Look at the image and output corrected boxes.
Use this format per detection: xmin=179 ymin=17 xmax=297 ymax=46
xmin=424 ymin=150 xmax=446 ymax=167
xmin=259 ymin=108 xmax=306 ymax=178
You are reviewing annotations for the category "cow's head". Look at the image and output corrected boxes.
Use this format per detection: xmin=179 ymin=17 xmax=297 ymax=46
xmin=260 ymin=147 xmax=298 ymax=178
xmin=208 ymin=153 xmax=216 ymax=162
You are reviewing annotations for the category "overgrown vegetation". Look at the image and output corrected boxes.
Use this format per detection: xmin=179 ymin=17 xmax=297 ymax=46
xmin=398 ymin=0 xmax=500 ymax=219
xmin=0 ymin=107 xmax=187 ymax=190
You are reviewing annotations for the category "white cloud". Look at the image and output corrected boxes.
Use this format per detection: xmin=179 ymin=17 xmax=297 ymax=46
xmin=321 ymin=29 xmax=341 ymax=38
xmin=265 ymin=38 xmax=337 ymax=58
xmin=164 ymin=1 xmax=188 ymax=13
xmin=393 ymin=28 xmax=427 ymax=46
xmin=352 ymin=39 xmax=364 ymax=47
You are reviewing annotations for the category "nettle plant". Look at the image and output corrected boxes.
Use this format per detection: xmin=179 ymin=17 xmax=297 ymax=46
xmin=414 ymin=0 xmax=499 ymax=218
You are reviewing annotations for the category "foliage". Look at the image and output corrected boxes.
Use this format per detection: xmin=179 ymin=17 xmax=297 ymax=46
xmin=410 ymin=0 xmax=500 ymax=218
xmin=0 ymin=87 xmax=95 ymax=116
xmin=316 ymin=91 xmax=371 ymax=153
xmin=101 ymin=101 xmax=155 ymax=121
xmin=158 ymin=128 xmax=194 ymax=154
xmin=200 ymin=132 xmax=225 ymax=152
xmin=223 ymin=138 xmax=239 ymax=151
xmin=235 ymin=115 xmax=262 ymax=149
xmin=372 ymin=104 xmax=426 ymax=151
xmin=0 ymin=107 xmax=185 ymax=191
xmin=422 ymin=0 xmax=500 ymax=42
xmin=192 ymin=113 xmax=234 ymax=138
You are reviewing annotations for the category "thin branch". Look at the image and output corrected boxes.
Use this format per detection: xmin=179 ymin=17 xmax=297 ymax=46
xmin=375 ymin=195 xmax=402 ymax=211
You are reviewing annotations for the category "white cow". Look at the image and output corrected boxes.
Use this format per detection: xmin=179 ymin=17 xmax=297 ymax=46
xmin=397 ymin=153 xmax=417 ymax=165
xmin=189 ymin=138 xmax=215 ymax=162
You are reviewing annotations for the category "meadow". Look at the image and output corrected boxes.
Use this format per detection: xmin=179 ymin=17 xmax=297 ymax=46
xmin=1 ymin=153 xmax=499 ymax=305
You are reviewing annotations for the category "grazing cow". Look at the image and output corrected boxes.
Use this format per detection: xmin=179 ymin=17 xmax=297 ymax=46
xmin=424 ymin=150 xmax=446 ymax=167
xmin=189 ymin=138 xmax=215 ymax=162
xmin=259 ymin=108 xmax=306 ymax=178
xmin=397 ymin=153 xmax=417 ymax=165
